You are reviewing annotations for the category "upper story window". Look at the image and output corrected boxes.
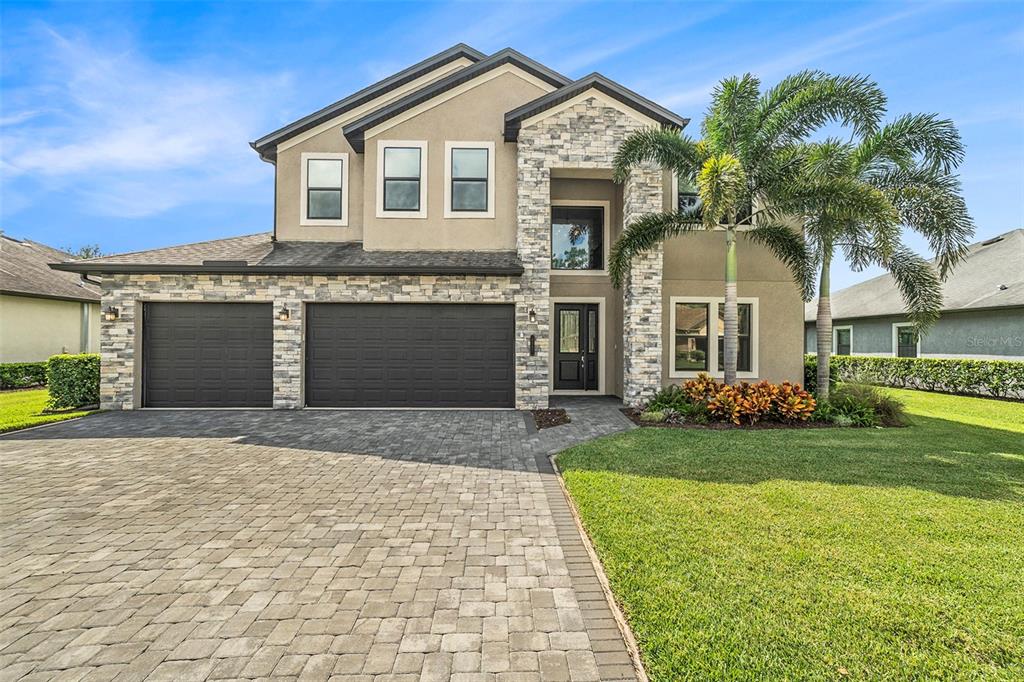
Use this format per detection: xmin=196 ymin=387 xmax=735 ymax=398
xmin=551 ymin=206 xmax=606 ymax=272
xmin=444 ymin=142 xmax=495 ymax=218
xmin=674 ymin=175 xmax=752 ymax=224
xmin=300 ymin=152 xmax=348 ymax=226
xmin=670 ymin=297 xmax=759 ymax=378
xmin=376 ymin=140 xmax=427 ymax=219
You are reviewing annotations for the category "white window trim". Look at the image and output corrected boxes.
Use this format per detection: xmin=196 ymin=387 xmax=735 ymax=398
xmin=300 ymin=152 xmax=349 ymax=227
xmin=376 ymin=140 xmax=427 ymax=219
xmin=891 ymin=322 xmax=921 ymax=358
xmin=550 ymin=199 xmax=611 ymax=277
xmin=833 ymin=325 xmax=853 ymax=355
xmin=548 ymin=297 xmax=606 ymax=395
xmin=668 ymin=296 xmax=759 ymax=379
xmin=444 ymin=141 xmax=495 ymax=219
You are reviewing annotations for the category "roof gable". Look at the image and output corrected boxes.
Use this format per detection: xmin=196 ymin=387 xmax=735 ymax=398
xmin=504 ymin=73 xmax=689 ymax=141
xmin=342 ymin=49 xmax=571 ymax=153
xmin=251 ymin=43 xmax=486 ymax=161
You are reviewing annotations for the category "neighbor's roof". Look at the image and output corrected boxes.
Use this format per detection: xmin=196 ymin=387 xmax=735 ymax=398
xmin=504 ymin=72 xmax=690 ymax=142
xmin=805 ymin=228 xmax=1024 ymax=321
xmin=341 ymin=48 xmax=571 ymax=153
xmin=49 ymin=233 xmax=524 ymax=276
xmin=0 ymin=235 xmax=101 ymax=303
xmin=250 ymin=43 xmax=486 ymax=161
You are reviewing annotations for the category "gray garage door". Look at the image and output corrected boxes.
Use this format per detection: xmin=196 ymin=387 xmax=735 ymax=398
xmin=306 ymin=303 xmax=514 ymax=408
xmin=143 ymin=302 xmax=273 ymax=407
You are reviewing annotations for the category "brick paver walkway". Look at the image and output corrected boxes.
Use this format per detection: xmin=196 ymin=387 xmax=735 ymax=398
xmin=0 ymin=399 xmax=637 ymax=681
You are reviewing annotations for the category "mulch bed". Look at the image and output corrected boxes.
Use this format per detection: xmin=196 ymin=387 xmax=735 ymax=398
xmin=621 ymin=408 xmax=839 ymax=430
xmin=533 ymin=408 xmax=571 ymax=430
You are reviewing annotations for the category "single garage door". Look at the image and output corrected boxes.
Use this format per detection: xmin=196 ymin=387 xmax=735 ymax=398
xmin=143 ymin=302 xmax=273 ymax=407
xmin=306 ymin=303 xmax=514 ymax=408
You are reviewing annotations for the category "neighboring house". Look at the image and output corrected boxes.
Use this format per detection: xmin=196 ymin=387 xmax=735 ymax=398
xmin=52 ymin=44 xmax=805 ymax=410
xmin=805 ymin=229 xmax=1024 ymax=360
xmin=1 ymin=235 xmax=101 ymax=363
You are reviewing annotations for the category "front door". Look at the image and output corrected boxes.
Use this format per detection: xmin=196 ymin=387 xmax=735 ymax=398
xmin=554 ymin=303 xmax=599 ymax=391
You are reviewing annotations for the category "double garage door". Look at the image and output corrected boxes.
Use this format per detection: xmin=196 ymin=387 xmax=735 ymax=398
xmin=142 ymin=302 xmax=514 ymax=408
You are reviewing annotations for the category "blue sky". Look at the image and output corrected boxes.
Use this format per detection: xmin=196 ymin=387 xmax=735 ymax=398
xmin=1 ymin=0 xmax=1021 ymax=290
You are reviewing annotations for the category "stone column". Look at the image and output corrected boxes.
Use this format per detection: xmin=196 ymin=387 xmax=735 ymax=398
xmin=273 ymin=297 xmax=303 ymax=408
xmin=99 ymin=277 xmax=136 ymax=410
xmin=515 ymin=151 xmax=551 ymax=410
xmin=622 ymin=167 xmax=664 ymax=406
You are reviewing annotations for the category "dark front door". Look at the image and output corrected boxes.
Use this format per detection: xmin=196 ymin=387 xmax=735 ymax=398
xmin=554 ymin=303 xmax=599 ymax=391
xmin=305 ymin=303 xmax=514 ymax=408
xmin=142 ymin=302 xmax=273 ymax=407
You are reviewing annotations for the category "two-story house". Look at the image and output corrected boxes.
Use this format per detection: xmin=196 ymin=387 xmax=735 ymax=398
xmin=52 ymin=44 xmax=804 ymax=410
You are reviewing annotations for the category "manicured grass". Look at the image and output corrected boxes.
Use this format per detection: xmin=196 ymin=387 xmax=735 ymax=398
xmin=558 ymin=390 xmax=1024 ymax=680
xmin=0 ymin=389 xmax=95 ymax=433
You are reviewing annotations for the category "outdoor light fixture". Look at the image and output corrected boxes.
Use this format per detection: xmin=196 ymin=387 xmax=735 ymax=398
xmin=104 ymin=306 xmax=119 ymax=321
xmin=278 ymin=306 xmax=290 ymax=321
xmin=528 ymin=308 xmax=536 ymax=323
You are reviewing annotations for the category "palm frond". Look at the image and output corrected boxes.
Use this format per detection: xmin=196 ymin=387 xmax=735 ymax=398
xmin=746 ymin=221 xmax=816 ymax=301
xmin=853 ymin=113 xmax=965 ymax=175
xmin=698 ymin=153 xmax=747 ymax=227
xmin=608 ymin=208 xmax=703 ymax=288
xmin=703 ymin=74 xmax=761 ymax=158
xmin=885 ymin=245 xmax=944 ymax=331
xmin=612 ymin=126 xmax=702 ymax=183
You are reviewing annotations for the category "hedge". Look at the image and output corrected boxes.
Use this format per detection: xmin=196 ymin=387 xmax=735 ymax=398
xmin=0 ymin=362 xmax=48 ymax=389
xmin=46 ymin=354 xmax=100 ymax=410
xmin=804 ymin=354 xmax=1024 ymax=400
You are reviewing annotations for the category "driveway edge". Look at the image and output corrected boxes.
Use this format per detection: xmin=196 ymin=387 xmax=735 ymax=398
xmin=537 ymin=453 xmax=648 ymax=682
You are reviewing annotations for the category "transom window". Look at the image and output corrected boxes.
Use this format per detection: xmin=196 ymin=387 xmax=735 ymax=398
xmin=383 ymin=147 xmax=422 ymax=211
xmin=451 ymin=148 xmax=488 ymax=212
xmin=551 ymin=207 xmax=605 ymax=271
xmin=670 ymin=297 xmax=759 ymax=378
xmin=307 ymin=159 xmax=343 ymax=219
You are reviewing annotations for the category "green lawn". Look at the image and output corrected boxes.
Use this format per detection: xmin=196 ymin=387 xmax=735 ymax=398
xmin=0 ymin=388 xmax=95 ymax=433
xmin=558 ymin=389 xmax=1024 ymax=680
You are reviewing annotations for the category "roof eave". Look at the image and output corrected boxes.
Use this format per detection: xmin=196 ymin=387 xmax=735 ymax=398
xmin=49 ymin=262 xmax=524 ymax=277
xmin=0 ymin=288 xmax=101 ymax=304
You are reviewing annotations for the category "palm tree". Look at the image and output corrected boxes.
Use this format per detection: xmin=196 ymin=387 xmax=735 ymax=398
xmin=791 ymin=114 xmax=974 ymax=400
xmin=611 ymin=71 xmax=886 ymax=383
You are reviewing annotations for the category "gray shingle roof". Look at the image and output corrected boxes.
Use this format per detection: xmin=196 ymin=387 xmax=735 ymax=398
xmin=1 ymin=236 xmax=101 ymax=303
xmin=805 ymin=229 xmax=1024 ymax=321
xmin=50 ymin=233 xmax=523 ymax=276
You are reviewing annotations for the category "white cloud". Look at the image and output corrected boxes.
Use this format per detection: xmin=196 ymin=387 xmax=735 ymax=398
xmin=1 ymin=27 xmax=289 ymax=217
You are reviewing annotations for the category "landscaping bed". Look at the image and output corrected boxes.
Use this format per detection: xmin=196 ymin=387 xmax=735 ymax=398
xmin=621 ymin=407 xmax=835 ymax=429
xmin=532 ymin=408 xmax=570 ymax=430
xmin=0 ymin=389 xmax=96 ymax=433
xmin=558 ymin=389 xmax=1024 ymax=679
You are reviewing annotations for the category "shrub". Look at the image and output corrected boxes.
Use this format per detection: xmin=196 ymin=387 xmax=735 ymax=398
xmin=639 ymin=410 xmax=666 ymax=423
xmin=805 ymin=355 xmax=1024 ymax=400
xmin=46 ymin=354 xmax=100 ymax=410
xmin=814 ymin=383 xmax=906 ymax=427
xmin=0 ymin=362 xmax=47 ymax=389
xmin=644 ymin=374 xmax=815 ymax=426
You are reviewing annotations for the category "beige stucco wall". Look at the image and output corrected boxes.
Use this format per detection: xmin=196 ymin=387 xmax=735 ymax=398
xmin=273 ymin=57 xmax=475 ymax=242
xmin=661 ymin=231 xmax=805 ymax=385
xmin=0 ymin=294 xmax=99 ymax=362
xmin=362 ymin=69 xmax=552 ymax=251
xmin=548 ymin=177 xmax=625 ymax=396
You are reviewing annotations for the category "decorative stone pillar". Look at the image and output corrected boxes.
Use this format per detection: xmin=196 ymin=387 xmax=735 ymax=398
xmin=514 ymin=152 xmax=551 ymax=410
xmin=622 ymin=166 xmax=664 ymax=406
xmin=273 ymin=297 xmax=303 ymax=408
xmin=99 ymin=278 xmax=137 ymax=411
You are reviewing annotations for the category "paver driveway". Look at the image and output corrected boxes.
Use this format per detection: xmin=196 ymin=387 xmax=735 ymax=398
xmin=0 ymin=400 xmax=637 ymax=681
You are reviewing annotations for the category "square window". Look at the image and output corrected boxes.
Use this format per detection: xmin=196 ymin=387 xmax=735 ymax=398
xmin=308 ymin=190 xmax=342 ymax=219
xmin=307 ymin=159 xmax=342 ymax=188
xmin=551 ymin=207 xmax=604 ymax=270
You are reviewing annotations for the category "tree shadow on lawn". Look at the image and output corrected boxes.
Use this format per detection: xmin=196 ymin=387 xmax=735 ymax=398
xmin=561 ymin=415 xmax=1024 ymax=502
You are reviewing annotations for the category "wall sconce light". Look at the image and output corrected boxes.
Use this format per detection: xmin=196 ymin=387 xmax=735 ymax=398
xmin=528 ymin=308 xmax=536 ymax=323
xmin=104 ymin=306 xmax=119 ymax=321
xmin=277 ymin=306 xmax=290 ymax=321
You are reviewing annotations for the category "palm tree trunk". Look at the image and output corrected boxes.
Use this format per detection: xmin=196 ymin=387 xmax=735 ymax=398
xmin=723 ymin=226 xmax=738 ymax=384
xmin=815 ymin=248 xmax=833 ymax=401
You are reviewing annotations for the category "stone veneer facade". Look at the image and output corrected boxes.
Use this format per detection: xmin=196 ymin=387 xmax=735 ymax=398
xmin=99 ymin=273 xmax=532 ymax=410
xmin=99 ymin=96 xmax=665 ymax=411
xmin=517 ymin=96 xmax=664 ymax=406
